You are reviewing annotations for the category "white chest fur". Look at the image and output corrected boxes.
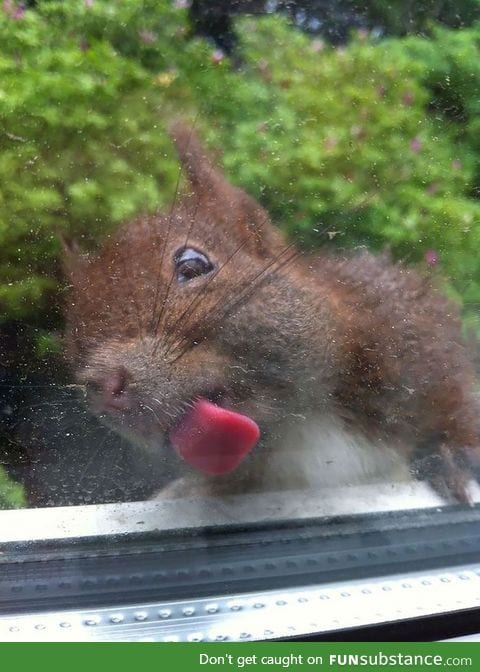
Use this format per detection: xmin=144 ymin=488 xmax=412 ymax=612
xmin=155 ymin=414 xmax=480 ymax=515
xmin=156 ymin=413 xmax=419 ymax=507
xmin=263 ymin=414 xmax=413 ymax=491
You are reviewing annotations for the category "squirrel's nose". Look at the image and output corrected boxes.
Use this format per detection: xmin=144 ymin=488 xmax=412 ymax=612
xmin=95 ymin=366 xmax=131 ymax=412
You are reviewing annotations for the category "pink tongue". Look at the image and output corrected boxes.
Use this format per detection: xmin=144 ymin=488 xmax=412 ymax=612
xmin=170 ymin=399 xmax=260 ymax=476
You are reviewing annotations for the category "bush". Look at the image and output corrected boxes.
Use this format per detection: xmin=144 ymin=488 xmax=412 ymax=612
xmin=0 ymin=1 xmax=480 ymax=337
xmin=366 ymin=0 xmax=480 ymax=35
xmin=225 ymin=20 xmax=480 ymax=316
xmin=0 ymin=466 xmax=26 ymax=508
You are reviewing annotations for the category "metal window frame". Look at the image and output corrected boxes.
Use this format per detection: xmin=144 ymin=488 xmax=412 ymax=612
xmin=2 ymin=479 xmax=478 ymax=543
xmin=1 ymin=563 xmax=480 ymax=642
xmin=1 ymin=482 xmax=480 ymax=641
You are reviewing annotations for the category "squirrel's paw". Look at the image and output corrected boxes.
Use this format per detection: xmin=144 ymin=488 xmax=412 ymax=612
xmin=412 ymin=443 xmax=479 ymax=506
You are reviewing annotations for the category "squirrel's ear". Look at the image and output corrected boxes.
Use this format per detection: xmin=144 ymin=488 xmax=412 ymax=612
xmin=169 ymin=121 xmax=285 ymax=257
xmin=59 ymin=233 xmax=87 ymax=276
xmin=169 ymin=121 xmax=221 ymax=194
xmin=233 ymin=188 xmax=286 ymax=257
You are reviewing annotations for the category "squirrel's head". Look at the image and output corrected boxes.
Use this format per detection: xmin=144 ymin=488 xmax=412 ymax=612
xmin=62 ymin=124 xmax=330 ymax=476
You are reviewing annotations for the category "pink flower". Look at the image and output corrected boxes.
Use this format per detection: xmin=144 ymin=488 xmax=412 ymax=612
xmin=211 ymin=49 xmax=225 ymax=64
xmin=402 ymin=91 xmax=415 ymax=106
xmin=410 ymin=137 xmax=422 ymax=153
xmin=324 ymin=136 xmax=338 ymax=151
xmin=311 ymin=39 xmax=325 ymax=53
xmin=12 ymin=4 xmax=24 ymax=18
xmin=351 ymin=125 xmax=367 ymax=141
xmin=139 ymin=30 xmax=157 ymax=45
xmin=424 ymin=249 xmax=438 ymax=266
xmin=3 ymin=0 xmax=24 ymax=19
xmin=84 ymin=0 xmax=93 ymax=7
xmin=377 ymin=84 xmax=386 ymax=98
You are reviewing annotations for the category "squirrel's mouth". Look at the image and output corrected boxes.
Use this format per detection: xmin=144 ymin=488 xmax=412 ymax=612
xmin=169 ymin=396 xmax=260 ymax=476
xmin=88 ymin=375 xmax=261 ymax=476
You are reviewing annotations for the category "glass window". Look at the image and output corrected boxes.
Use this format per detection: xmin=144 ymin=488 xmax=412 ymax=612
xmin=1 ymin=0 xmax=480 ymax=642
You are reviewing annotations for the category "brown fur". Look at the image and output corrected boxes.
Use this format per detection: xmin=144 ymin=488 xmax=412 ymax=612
xmin=63 ymin=123 xmax=480 ymax=503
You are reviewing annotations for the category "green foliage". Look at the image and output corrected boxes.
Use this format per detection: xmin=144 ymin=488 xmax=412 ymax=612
xmin=0 ymin=0 xmax=480 ymax=330
xmin=0 ymin=466 xmax=26 ymax=508
xmin=1 ymin=1 xmax=178 ymax=321
xmin=365 ymin=0 xmax=480 ymax=35
xmin=216 ymin=19 xmax=480 ymax=325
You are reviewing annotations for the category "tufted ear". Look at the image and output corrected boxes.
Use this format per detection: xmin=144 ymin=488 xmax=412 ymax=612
xmin=169 ymin=121 xmax=224 ymax=196
xmin=59 ymin=233 xmax=88 ymax=277
xmin=169 ymin=121 xmax=285 ymax=257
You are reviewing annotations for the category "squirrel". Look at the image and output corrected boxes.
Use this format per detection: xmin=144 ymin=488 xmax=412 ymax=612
xmin=62 ymin=123 xmax=480 ymax=506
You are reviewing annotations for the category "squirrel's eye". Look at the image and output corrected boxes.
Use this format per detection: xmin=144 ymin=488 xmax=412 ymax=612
xmin=174 ymin=247 xmax=214 ymax=284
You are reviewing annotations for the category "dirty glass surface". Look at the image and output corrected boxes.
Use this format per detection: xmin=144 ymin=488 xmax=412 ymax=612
xmin=1 ymin=0 xmax=480 ymax=573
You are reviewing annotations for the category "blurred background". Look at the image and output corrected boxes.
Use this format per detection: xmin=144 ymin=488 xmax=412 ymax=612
xmin=1 ymin=0 xmax=480 ymax=508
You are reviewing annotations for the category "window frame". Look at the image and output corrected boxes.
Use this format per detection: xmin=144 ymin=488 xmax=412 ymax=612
xmin=1 ymin=489 xmax=480 ymax=641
